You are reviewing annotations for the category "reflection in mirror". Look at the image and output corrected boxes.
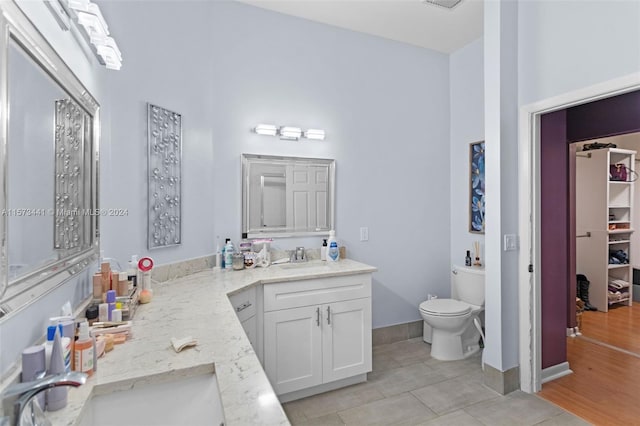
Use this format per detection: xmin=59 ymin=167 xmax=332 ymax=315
xmin=242 ymin=154 xmax=335 ymax=238
xmin=7 ymin=40 xmax=63 ymax=279
xmin=0 ymin=1 xmax=99 ymax=318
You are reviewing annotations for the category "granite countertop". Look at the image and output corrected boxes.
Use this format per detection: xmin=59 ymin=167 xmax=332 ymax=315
xmin=42 ymin=259 xmax=376 ymax=425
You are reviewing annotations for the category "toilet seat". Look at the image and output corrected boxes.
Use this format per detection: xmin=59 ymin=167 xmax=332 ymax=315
xmin=419 ymin=299 xmax=471 ymax=317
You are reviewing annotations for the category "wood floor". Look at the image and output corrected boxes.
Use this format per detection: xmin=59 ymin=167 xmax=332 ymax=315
xmin=539 ymin=304 xmax=640 ymax=425
xmin=580 ymin=303 xmax=640 ymax=354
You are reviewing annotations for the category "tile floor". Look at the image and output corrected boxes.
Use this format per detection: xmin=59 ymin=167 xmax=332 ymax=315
xmin=283 ymin=338 xmax=589 ymax=426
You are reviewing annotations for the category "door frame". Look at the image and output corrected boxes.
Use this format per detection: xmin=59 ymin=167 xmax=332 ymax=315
xmin=518 ymin=73 xmax=640 ymax=393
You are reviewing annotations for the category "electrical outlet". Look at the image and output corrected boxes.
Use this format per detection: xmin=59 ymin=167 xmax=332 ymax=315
xmin=360 ymin=227 xmax=369 ymax=242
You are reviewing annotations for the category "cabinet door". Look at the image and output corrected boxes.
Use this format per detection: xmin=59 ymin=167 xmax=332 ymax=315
xmin=264 ymin=305 xmax=322 ymax=395
xmin=322 ymin=298 xmax=372 ymax=383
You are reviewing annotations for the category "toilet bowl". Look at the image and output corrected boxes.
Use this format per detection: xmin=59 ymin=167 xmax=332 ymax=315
xmin=419 ymin=266 xmax=485 ymax=361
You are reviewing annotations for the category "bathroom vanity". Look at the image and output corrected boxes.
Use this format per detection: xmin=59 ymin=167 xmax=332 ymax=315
xmin=36 ymin=259 xmax=375 ymax=425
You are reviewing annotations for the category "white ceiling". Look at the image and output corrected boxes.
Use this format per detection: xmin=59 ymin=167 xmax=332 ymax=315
xmin=236 ymin=0 xmax=484 ymax=53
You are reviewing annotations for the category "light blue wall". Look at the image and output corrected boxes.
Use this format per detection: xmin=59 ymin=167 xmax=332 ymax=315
xmin=518 ymin=0 xmax=640 ymax=105
xmin=98 ymin=0 xmax=453 ymax=329
xmin=449 ymin=38 xmax=484 ymax=269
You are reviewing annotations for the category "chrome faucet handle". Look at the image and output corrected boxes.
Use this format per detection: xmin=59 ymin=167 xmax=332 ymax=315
xmin=2 ymin=372 xmax=86 ymax=426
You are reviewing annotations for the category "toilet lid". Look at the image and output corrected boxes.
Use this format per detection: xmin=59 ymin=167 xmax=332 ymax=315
xmin=419 ymin=299 xmax=471 ymax=316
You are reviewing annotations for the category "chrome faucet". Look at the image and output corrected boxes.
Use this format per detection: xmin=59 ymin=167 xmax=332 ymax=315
xmin=290 ymin=247 xmax=306 ymax=263
xmin=1 ymin=372 xmax=86 ymax=426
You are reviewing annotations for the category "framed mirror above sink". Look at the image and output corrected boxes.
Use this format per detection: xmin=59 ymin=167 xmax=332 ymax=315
xmin=0 ymin=2 xmax=100 ymax=318
xmin=242 ymin=154 xmax=335 ymax=238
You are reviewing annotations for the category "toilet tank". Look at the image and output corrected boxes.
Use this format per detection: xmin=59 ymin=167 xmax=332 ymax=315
xmin=452 ymin=265 xmax=485 ymax=306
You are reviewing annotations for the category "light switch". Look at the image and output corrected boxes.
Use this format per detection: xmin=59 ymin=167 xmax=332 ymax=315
xmin=360 ymin=227 xmax=369 ymax=242
xmin=504 ymin=234 xmax=518 ymax=251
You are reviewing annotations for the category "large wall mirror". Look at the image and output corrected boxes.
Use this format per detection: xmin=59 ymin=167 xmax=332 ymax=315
xmin=0 ymin=2 xmax=99 ymax=318
xmin=242 ymin=154 xmax=335 ymax=238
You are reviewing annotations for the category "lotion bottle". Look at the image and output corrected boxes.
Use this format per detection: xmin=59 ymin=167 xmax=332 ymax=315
xmin=224 ymin=239 xmax=235 ymax=270
xmin=321 ymin=239 xmax=327 ymax=261
xmin=327 ymin=230 xmax=339 ymax=262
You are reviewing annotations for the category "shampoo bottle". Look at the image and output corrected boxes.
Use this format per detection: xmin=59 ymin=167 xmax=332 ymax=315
xmin=73 ymin=321 xmax=94 ymax=377
xmin=327 ymin=230 xmax=339 ymax=262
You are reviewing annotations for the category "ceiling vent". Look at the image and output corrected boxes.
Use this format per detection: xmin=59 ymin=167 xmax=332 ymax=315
xmin=422 ymin=0 xmax=463 ymax=9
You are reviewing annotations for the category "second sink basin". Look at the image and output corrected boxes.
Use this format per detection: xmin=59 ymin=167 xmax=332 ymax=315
xmin=79 ymin=374 xmax=225 ymax=426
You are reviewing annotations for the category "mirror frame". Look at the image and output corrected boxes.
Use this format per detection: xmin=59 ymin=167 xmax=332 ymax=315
xmin=0 ymin=2 xmax=100 ymax=318
xmin=242 ymin=153 xmax=335 ymax=238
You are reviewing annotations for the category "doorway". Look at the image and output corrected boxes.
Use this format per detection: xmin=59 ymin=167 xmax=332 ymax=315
xmin=518 ymin=73 xmax=640 ymax=394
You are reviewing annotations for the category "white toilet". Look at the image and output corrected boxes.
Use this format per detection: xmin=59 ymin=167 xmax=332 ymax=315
xmin=419 ymin=265 xmax=485 ymax=361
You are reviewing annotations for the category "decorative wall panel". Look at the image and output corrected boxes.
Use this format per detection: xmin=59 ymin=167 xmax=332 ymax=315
xmin=147 ymin=103 xmax=182 ymax=249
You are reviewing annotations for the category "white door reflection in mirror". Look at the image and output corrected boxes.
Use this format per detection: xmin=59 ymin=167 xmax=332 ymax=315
xmin=242 ymin=154 xmax=335 ymax=238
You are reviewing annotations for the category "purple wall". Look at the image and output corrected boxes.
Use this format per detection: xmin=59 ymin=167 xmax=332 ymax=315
xmin=540 ymin=109 xmax=569 ymax=369
xmin=567 ymin=90 xmax=640 ymax=142
xmin=540 ymin=89 xmax=640 ymax=371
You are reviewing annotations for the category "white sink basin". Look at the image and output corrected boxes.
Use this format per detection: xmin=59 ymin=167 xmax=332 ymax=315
xmin=79 ymin=374 xmax=225 ymax=426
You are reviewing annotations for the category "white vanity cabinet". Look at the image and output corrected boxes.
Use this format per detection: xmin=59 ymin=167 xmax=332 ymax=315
xmin=229 ymin=286 xmax=263 ymax=362
xmin=263 ymin=274 xmax=372 ymax=400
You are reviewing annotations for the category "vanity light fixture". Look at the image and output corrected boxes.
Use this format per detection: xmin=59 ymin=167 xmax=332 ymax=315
xmin=252 ymin=124 xmax=326 ymax=141
xmin=254 ymin=124 xmax=278 ymax=136
xmin=279 ymin=126 xmax=303 ymax=141
xmin=57 ymin=0 xmax=123 ymax=70
xmin=303 ymin=129 xmax=326 ymax=141
xmin=90 ymin=35 xmax=122 ymax=70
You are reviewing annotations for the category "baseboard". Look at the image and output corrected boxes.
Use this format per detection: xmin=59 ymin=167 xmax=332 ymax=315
xmin=372 ymin=320 xmax=424 ymax=346
xmin=483 ymin=363 xmax=520 ymax=395
xmin=541 ymin=361 xmax=573 ymax=384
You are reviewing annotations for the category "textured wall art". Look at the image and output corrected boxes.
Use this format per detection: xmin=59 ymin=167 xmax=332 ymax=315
xmin=54 ymin=99 xmax=86 ymax=250
xmin=148 ymin=103 xmax=182 ymax=249
xmin=469 ymin=141 xmax=485 ymax=234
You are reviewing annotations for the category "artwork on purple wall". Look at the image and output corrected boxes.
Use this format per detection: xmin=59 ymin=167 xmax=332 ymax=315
xmin=470 ymin=141 xmax=485 ymax=234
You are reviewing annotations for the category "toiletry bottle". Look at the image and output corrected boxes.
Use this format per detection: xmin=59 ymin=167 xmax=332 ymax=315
xmin=22 ymin=345 xmax=46 ymax=409
xmin=224 ymin=239 xmax=235 ymax=270
xmin=321 ymin=239 xmax=327 ymax=261
xmin=215 ymin=243 xmax=221 ymax=269
xmin=128 ymin=255 xmax=138 ymax=287
xmin=43 ymin=326 xmax=55 ymax=371
xmin=465 ymin=250 xmax=472 ymax=267
xmin=45 ymin=325 xmax=71 ymax=373
xmin=221 ymin=238 xmax=230 ymax=269
xmin=106 ymin=290 xmax=116 ymax=321
xmin=46 ymin=327 xmax=68 ymax=411
xmin=59 ymin=321 xmax=74 ymax=372
xmin=92 ymin=272 xmax=102 ymax=299
xmin=98 ymin=303 xmax=109 ymax=322
xmin=327 ymin=230 xmax=339 ymax=262
xmin=73 ymin=321 xmax=94 ymax=377
xmin=117 ymin=272 xmax=128 ymax=296
xmin=86 ymin=305 xmax=98 ymax=326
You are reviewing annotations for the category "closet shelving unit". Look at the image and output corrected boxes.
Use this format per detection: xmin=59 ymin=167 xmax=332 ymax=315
xmin=576 ymin=147 xmax=635 ymax=312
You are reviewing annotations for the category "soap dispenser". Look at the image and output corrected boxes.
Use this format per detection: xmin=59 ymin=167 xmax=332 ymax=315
xmin=321 ymin=239 xmax=328 ymax=261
